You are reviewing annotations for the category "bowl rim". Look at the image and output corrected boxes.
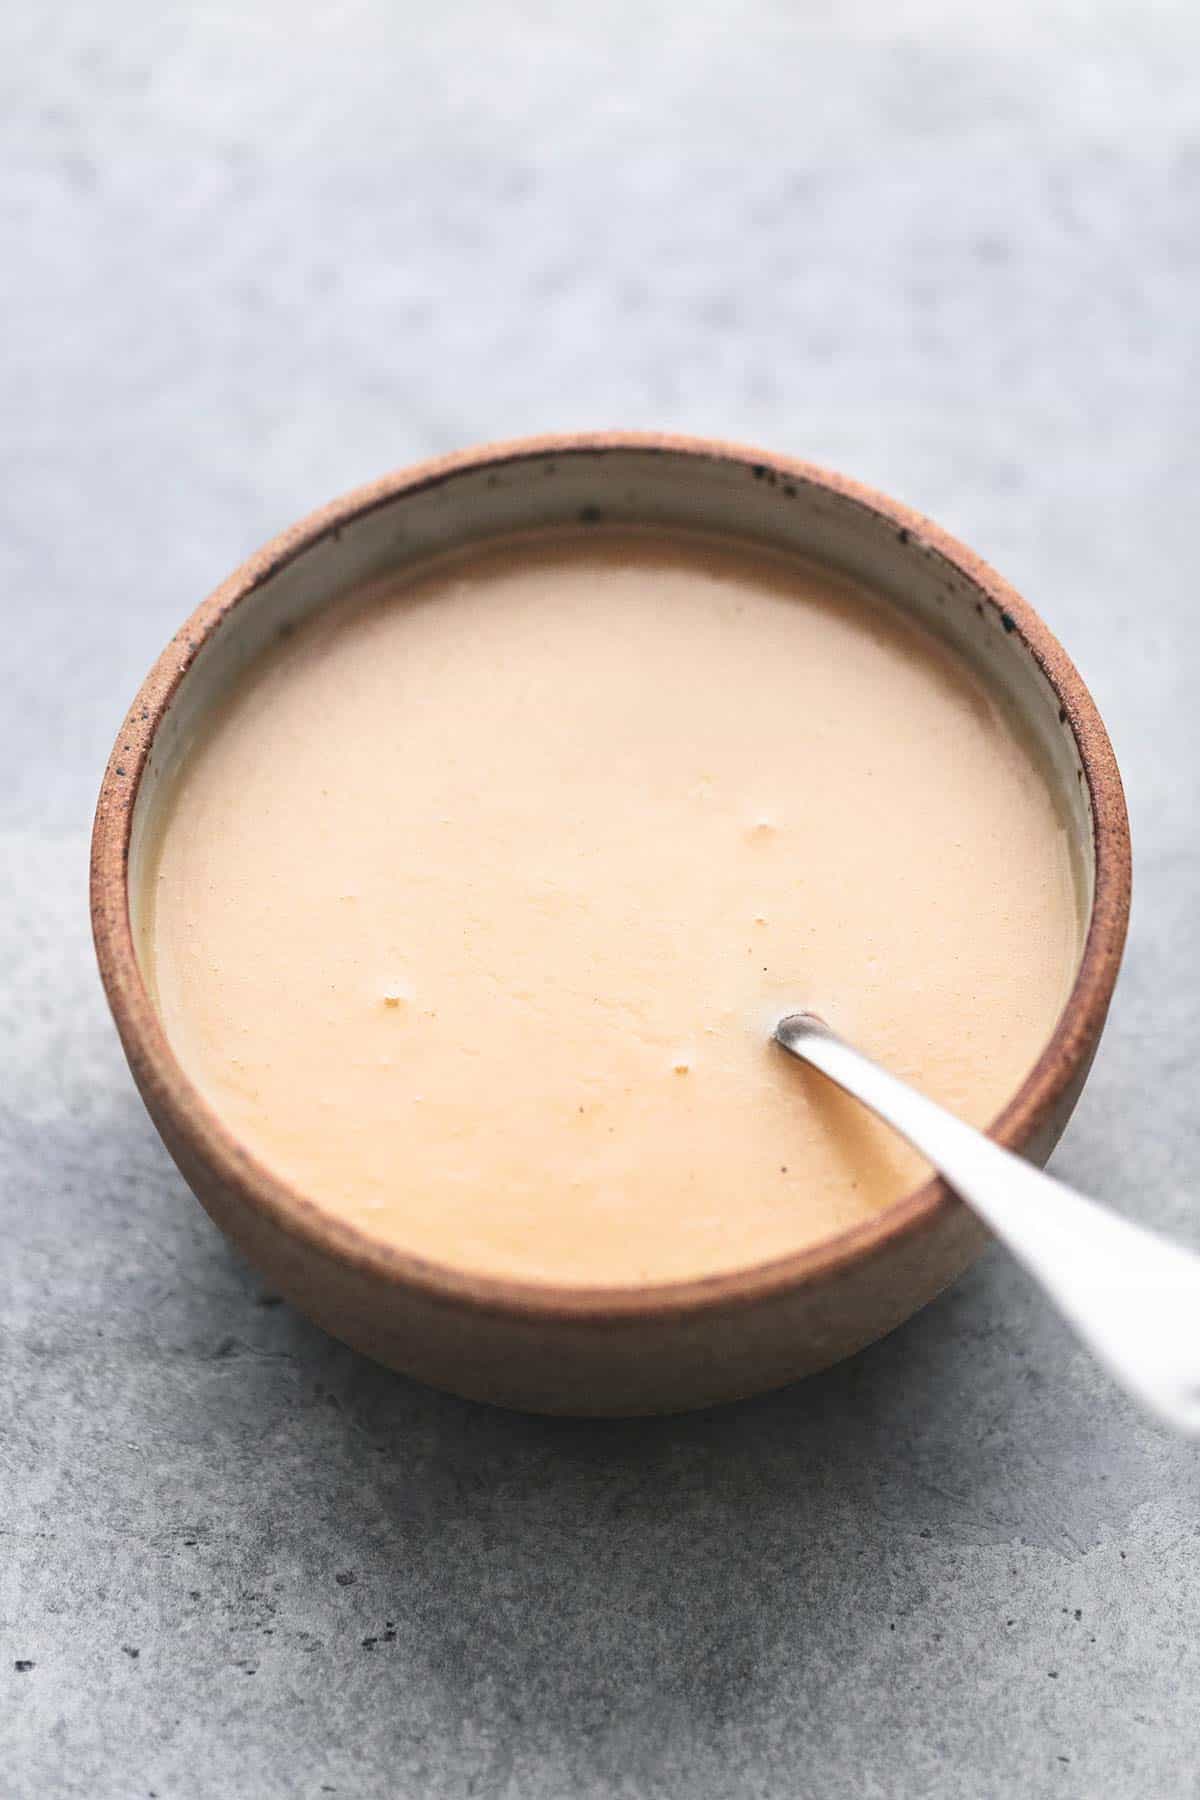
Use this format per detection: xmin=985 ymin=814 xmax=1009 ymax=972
xmin=90 ymin=431 xmax=1132 ymax=1324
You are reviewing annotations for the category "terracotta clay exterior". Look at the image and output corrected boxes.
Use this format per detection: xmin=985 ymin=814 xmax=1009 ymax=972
xmin=90 ymin=434 xmax=1132 ymax=1415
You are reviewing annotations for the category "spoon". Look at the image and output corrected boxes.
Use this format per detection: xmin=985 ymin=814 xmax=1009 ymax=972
xmin=773 ymin=1012 xmax=1200 ymax=1436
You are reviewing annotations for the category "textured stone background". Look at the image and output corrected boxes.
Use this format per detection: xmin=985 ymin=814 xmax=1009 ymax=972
xmin=3 ymin=3 xmax=1199 ymax=1795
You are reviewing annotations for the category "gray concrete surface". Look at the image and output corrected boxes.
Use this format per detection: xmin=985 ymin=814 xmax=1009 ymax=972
xmin=3 ymin=3 xmax=1199 ymax=1794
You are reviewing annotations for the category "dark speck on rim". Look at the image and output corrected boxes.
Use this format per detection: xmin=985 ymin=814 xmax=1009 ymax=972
xmin=1059 ymin=706 xmax=1068 ymax=724
xmin=1000 ymin=611 xmax=1017 ymax=633
xmin=751 ymin=464 xmax=766 ymax=480
xmin=578 ymin=504 xmax=603 ymax=524
xmin=897 ymin=526 xmax=911 ymax=545
xmin=782 ymin=481 xmax=796 ymax=497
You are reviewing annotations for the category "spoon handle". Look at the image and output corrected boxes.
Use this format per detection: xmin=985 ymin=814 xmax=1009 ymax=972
xmin=774 ymin=1013 xmax=1200 ymax=1436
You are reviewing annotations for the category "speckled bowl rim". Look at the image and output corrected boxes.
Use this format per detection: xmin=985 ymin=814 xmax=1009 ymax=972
xmin=91 ymin=433 xmax=1132 ymax=1325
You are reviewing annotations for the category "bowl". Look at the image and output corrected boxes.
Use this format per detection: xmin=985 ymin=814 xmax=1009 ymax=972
xmin=91 ymin=433 xmax=1131 ymax=1414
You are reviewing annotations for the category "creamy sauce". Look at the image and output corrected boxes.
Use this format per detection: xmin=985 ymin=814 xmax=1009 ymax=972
xmin=142 ymin=530 xmax=1082 ymax=1286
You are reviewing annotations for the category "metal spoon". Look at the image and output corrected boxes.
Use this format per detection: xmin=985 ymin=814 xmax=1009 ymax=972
xmin=774 ymin=1012 xmax=1200 ymax=1436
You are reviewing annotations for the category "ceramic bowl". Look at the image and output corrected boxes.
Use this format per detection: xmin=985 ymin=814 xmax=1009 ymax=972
xmin=91 ymin=434 xmax=1131 ymax=1414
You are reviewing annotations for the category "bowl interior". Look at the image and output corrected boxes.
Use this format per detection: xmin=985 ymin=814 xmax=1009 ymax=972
xmin=128 ymin=446 xmax=1095 ymax=994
